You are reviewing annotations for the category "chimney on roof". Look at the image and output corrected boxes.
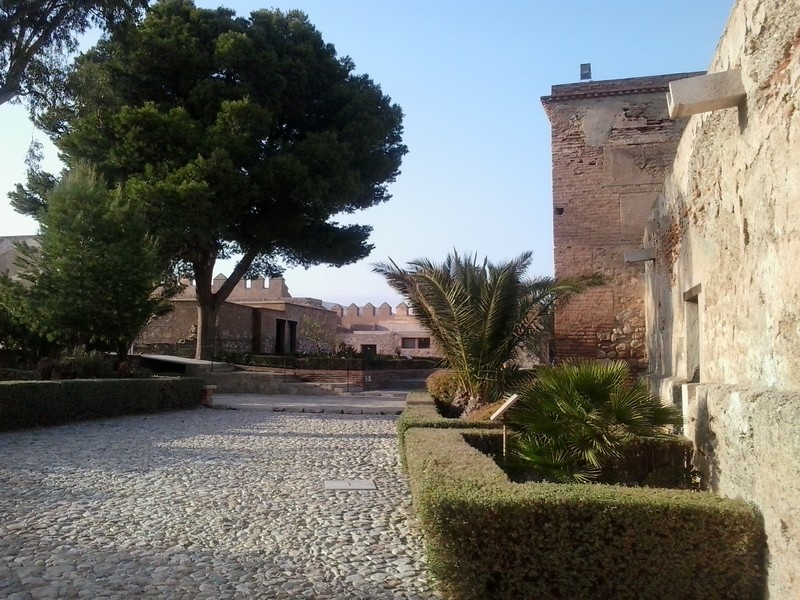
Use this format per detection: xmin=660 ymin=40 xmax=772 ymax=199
xmin=580 ymin=63 xmax=592 ymax=81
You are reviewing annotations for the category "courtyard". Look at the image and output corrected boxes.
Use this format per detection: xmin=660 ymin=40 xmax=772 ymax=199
xmin=0 ymin=407 xmax=438 ymax=599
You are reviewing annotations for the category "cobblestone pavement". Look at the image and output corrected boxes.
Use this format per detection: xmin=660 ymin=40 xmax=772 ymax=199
xmin=0 ymin=408 xmax=439 ymax=599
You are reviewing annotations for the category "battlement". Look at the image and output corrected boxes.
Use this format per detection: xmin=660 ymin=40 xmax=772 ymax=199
xmin=177 ymin=275 xmax=292 ymax=302
xmin=329 ymin=301 xmax=412 ymax=317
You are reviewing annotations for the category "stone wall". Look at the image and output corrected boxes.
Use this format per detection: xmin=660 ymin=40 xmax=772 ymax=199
xmin=542 ymin=74 xmax=697 ymax=370
xmin=135 ymin=299 xmax=339 ymax=356
xmin=331 ymin=302 xmax=440 ymax=358
xmin=645 ymin=0 xmax=800 ymax=595
xmin=0 ymin=236 xmax=38 ymax=280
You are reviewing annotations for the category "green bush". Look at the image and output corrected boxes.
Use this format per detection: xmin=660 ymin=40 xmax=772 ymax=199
xmin=396 ymin=392 xmax=501 ymax=469
xmin=598 ymin=437 xmax=696 ymax=488
xmin=54 ymin=348 xmax=115 ymax=379
xmin=0 ymin=368 xmax=35 ymax=381
xmin=245 ymin=353 xmax=438 ymax=371
xmin=506 ymin=360 xmax=683 ymax=483
xmin=425 ymin=369 xmax=460 ymax=402
xmin=214 ymin=350 xmax=253 ymax=365
xmin=405 ymin=427 xmax=764 ymax=600
xmin=248 ymin=354 xmax=300 ymax=368
xmin=34 ymin=349 xmax=118 ymax=380
xmin=0 ymin=377 xmax=204 ymax=431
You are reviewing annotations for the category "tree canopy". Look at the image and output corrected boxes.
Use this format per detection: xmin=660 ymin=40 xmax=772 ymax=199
xmin=0 ymin=0 xmax=147 ymax=107
xmin=15 ymin=162 xmax=176 ymax=357
xmin=27 ymin=0 xmax=407 ymax=358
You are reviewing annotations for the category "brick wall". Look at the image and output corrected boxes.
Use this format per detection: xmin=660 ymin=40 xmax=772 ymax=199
xmin=542 ymin=73 xmax=698 ymax=370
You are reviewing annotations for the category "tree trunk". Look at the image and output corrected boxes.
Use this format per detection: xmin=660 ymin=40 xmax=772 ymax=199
xmin=0 ymin=87 xmax=17 ymax=107
xmin=194 ymin=257 xmax=218 ymax=360
xmin=193 ymin=247 xmax=261 ymax=360
xmin=195 ymin=298 xmax=219 ymax=360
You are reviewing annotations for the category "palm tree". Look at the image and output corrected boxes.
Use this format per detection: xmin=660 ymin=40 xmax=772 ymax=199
xmin=506 ymin=360 xmax=683 ymax=483
xmin=373 ymin=251 xmax=605 ymax=414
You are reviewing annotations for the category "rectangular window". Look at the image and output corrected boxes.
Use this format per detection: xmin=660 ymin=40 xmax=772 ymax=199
xmin=401 ymin=337 xmax=431 ymax=349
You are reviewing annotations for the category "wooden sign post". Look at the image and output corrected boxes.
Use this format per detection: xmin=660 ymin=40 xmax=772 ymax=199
xmin=489 ymin=393 xmax=520 ymax=458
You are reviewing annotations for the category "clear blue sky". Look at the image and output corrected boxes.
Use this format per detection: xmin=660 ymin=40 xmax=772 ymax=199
xmin=0 ymin=0 xmax=733 ymax=306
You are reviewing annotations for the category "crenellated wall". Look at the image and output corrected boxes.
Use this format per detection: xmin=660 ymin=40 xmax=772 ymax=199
xmin=329 ymin=302 xmax=439 ymax=358
xmin=137 ymin=277 xmax=439 ymax=358
xmin=645 ymin=0 xmax=800 ymax=595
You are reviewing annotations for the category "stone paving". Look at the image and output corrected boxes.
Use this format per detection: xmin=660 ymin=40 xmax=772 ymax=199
xmin=0 ymin=407 xmax=440 ymax=599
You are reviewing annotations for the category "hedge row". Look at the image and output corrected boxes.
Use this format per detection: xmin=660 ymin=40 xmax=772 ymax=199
xmin=0 ymin=377 xmax=204 ymax=431
xmin=242 ymin=354 xmax=439 ymax=371
xmin=404 ymin=427 xmax=764 ymax=600
xmin=396 ymin=392 xmax=502 ymax=467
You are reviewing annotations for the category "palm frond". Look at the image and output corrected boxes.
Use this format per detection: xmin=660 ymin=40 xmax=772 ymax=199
xmin=506 ymin=360 xmax=683 ymax=482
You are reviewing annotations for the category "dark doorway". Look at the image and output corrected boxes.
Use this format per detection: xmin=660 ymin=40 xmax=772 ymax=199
xmin=288 ymin=321 xmax=298 ymax=354
xmin=275 ymin=319 xmax=286 ymax=354
xmin=252 ymin=309 xmax=262 ymax=353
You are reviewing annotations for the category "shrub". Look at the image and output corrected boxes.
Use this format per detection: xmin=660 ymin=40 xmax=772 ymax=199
xmin=35 ymin=356 xmax=57 ymax=380
xmin=248 ymin=354 xmax=300 ymax=368
xmin=396 ymin=392 xmax=501 ymax=469
xmin=405 ymin=427 xmax=764 ymax=600
xmin=52 ymin=348 xmax=115 ymax=379
xmin=0 ymin=368 xmax=35 ymax=381
xmin=506 ymin=360 xmax=683 ymax=483
xmin=214 ymin=350 xmax=252 ymax=365
xmin=0 ymin=377 xmax=204 ymax=431
xmin=425 ymin=369 xmax=460 ymax=402
xmin=246 ymin=354 xmax=438 ymax=371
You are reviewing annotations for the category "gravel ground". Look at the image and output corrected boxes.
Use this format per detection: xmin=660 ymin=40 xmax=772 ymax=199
xmin=0 ymin=407 xmax=439 ymax=599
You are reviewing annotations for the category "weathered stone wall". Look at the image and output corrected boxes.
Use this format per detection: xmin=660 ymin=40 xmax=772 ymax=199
xmin=135 ymin=299 xmax=338 ymax=355
xmin=337 ymin=330 xmax=440 ymax=359
xmin=331 ymin=302 xmax=440 ymax=358
xmin=0 ymin=236 xmax=38 ymax=280
xmin=542 ymin=74 xmax=697 ymax=370
xmin=176 ymin=275 xmax=296 ymax=304
xmin=136 ymin=300 xmax=198 ymax=347
xmin=139 ymin=276 xmax=439 ymax=358
xmin=645 ymin=0 xmax=800 ymax=595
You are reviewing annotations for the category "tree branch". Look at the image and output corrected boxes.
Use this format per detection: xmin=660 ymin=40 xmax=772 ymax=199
xmin=213 ymin=246 xmax=261 ymax=305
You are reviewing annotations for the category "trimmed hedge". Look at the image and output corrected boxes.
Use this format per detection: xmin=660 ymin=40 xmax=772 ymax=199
xmin=397 ymin=392 xmax=502 ymax=467
xmin=0 ymin=377 xmax=204 ymax=431
xmin=405 ymin=427 xmax=765 ymax=600
xmin=243 ymin=354 xmax=438 ymax=370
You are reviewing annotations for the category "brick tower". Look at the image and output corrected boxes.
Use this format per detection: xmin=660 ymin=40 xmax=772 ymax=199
xmin=541 ymin=73 xmax=700 ymax=371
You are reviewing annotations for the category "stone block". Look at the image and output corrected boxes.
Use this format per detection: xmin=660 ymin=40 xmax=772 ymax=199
xmin=624 ymin=248 xmax=656 ymax=263
xmin=666 ymin=70 xmax=746 ymax=118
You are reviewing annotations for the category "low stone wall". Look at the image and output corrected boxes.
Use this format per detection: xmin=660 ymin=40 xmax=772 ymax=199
xmin=296 ymin=368 xmax=434 ymax=391
xmin=204 ymin=368 xmax=434 ymax=394
xmin=682 ymin=383 xmax=800 ymax=598
xmin=201 ymin=372 xmax=324 ymax=395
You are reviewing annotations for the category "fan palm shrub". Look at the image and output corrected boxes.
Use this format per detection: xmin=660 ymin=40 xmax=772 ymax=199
xmin=506 ymin=360 xmax=683 ymax=483
xmin=373 ymin=251 xmax=604 ymax=415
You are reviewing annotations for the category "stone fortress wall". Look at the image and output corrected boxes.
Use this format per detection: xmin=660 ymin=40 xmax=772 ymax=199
xmin=328 ymin=301 xmax=438 ymax=358
xmin=138 ymin=275 xmax=438 ymax=358
xmin=643 ymin=1 xmax=800 ymax=595
xmin=0 ymin=240 xmax=438 ymax=359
